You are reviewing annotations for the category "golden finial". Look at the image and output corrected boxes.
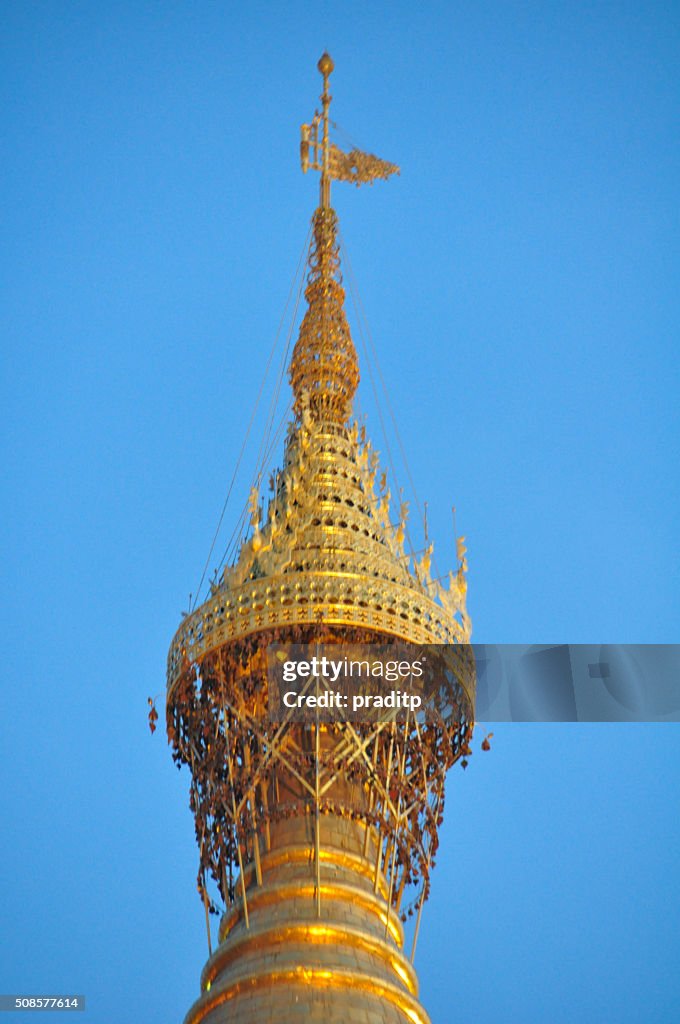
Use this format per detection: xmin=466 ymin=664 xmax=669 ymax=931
xmin=317 ymin=51 xmax=334 ymax=77
xmin=319 ymin=52 xmax=333 ymax=208
xmin=300 ymin=54 xmax=399 ymax=202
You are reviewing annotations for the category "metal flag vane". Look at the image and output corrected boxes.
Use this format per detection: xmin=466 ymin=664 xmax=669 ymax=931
xmin=300 ymin=52 xmax=400 ymax=208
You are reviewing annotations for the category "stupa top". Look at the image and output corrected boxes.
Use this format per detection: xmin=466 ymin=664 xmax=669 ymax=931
xmin=165 ymin=56 xmax=470 ymax=696
xmin=291 ymin=55 xmax=400 ymax=422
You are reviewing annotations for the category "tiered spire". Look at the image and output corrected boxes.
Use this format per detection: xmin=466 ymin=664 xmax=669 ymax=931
xmin=166 ymin=55 xmax=474 ymax=1024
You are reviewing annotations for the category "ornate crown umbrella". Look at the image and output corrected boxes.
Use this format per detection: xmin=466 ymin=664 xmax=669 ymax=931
xmin=166 ymin=53 xmax=474 ymax=1024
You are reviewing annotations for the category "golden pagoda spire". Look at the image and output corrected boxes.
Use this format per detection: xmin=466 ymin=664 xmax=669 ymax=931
xmin=165 ymin=55 xmax=474 ymax=1024
xmin=293 ymin=53 xmax=400 ymax=426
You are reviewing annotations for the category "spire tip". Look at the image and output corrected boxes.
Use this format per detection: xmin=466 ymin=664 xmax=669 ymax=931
xmin=318 ymin=52 xmax=334 ymax=78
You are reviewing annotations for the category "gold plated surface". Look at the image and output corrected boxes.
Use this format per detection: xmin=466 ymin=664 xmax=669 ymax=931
xmin=167 ymin=53 xmax=474 ymax=1024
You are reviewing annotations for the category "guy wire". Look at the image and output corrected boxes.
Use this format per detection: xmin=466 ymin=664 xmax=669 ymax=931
xmin=339 ymin=225 xmax=419 ymax=565
xmin=191 ymin=223 xmax=311 ymax=609
xmin=339 ymin=224 xmax=445 ymax=584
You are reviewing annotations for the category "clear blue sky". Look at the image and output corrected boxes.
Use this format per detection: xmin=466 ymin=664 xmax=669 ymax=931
xmin=1 ymin=3 xmax=678 ymax=1023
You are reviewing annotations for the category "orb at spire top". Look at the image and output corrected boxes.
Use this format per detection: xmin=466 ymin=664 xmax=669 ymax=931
xmin=317 ymin=51 xmax=334 ymax=78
